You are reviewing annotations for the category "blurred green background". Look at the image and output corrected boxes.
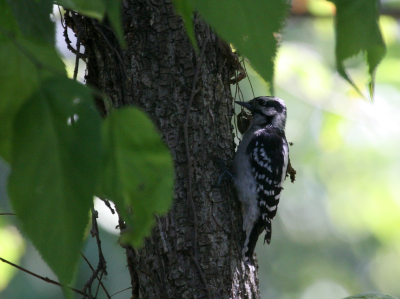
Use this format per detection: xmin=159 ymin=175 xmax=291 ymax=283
xmin=1 ymin=0 xmax=400 ymax=298
xmin=250 ymin=1 xmax=400 ymax=298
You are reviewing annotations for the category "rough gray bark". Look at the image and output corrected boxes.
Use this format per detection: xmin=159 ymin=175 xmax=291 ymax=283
xmin=77 ymin=0 xmax=261 ymax=298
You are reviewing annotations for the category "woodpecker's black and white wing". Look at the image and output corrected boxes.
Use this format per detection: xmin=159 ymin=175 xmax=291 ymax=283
xmin=243 ymin=126 xmax=289 ymax=259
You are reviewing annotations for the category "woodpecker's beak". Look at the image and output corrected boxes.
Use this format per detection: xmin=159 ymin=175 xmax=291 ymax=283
xmin=235 ymin=101 xmax=253 ymax=111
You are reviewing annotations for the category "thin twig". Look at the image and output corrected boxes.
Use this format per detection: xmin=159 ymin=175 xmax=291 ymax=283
xmin=116 ymin=212 xmax=140 ymax=299
xmin=0 ymin=256 xmax=85 ymax=296
xmin=183 ymin=38 xmax=211 ymax=299
xmin=91 ymin=19 xmax=128 ymax=79
xmin=242 ymin=60 xmax=255 ymax=98
xmin=98 ymin=197 xmax=115 ymax=214
xmin=82 ymin=208 xmax=108 ymax=297
xmin=90 ymin=19 xmax=127 ymax=105
xmin=63 ymin=11 xmax=80 ymax=56
xmin=92 ymin=209 xmax=107 ymax=277
xmin=0 ymin=213 xmax=15 ymax=216
xmin=110 ymin=287 xmax=133 ymax=297
xmin=95 ymin=270 xmax=104 ymax=298
xmin=73 ymin=32 xmax=81 ymax=81
xmin=57 ymin=5 xmax=65 ymax=29
xmin=183 ymin=38 xmax=208 ymax=255
xmin=70 ymin=12 xmax=83 ymax=81
xmin=81 ymin=254 xmax=112 ymax=299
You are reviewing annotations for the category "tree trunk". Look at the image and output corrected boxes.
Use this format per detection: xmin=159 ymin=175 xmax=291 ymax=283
xmin=79 ymin=0 xmax=260 ymax=297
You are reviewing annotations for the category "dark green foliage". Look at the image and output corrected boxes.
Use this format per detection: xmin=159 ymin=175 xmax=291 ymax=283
xmin=98 ymin=108 xmax=174 ymax=247
xmin=174 ymin=0 xmax=291 ymax=94
xmin=330 ymin=0 xmax=386 ymax=98
xmin=9 ymin=0 xmax=55 ymax=44
xmin=8 ymin=77 xmax=102 ymax=288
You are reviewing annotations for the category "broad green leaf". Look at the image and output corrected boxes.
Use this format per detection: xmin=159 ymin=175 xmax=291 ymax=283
xmin=0 ymin=36 xmax=66 ymax=162
xmin=343 ymin=293 xmax=397 ymax=299
xmin=99 ymin=107 xmax=174 ymax=247
xmin=172 ymin=0 xmax=198 ymax=52
xmin=0 ymin=41 xmax=40 ymax=162
xmin=8 ymin=0 xmax=54 ymax=44
xmin=330 ymin=0 xmax=386 ymax=99
xmin=0 ymin=0 xmax=20 ymax=41
xmin=103 ymin=0 xmax=126 ymax=47
xmin=17 ymin=38 xmax=66 ymax=76
xmin=0 ymin=0 xmax=66 ymax=161
xmin=56 ymin=0 xmax=106 ymax=20
xmin=0 ymin=0 xmax=25 ymax=153
xmin=0 ymin=0 xmax=65 ymax=76
xmin=178 ymin=0 xmax=291 ymax=94
xmin=8 ymin=77 xmax=102 ymax=288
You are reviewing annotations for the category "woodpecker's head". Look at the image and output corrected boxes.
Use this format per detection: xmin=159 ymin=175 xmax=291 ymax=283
xmin=236 ymin=96 xmax=287 ymax=130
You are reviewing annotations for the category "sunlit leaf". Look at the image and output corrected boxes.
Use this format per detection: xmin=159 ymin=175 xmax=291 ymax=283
xmin=8 ymin=77 xmax=102 ymax=289
xmin=99 ymin=107 xmax=174 ymax=247
xmin=329 ymin=0 xmax=386 ymax=99
xmin=178 ymin=0 xmax=290 ymax=94
xmin=56 ymin=0 xmax=106 ymax=20
xmin=343 ymin=293 xmax=397 ymax=299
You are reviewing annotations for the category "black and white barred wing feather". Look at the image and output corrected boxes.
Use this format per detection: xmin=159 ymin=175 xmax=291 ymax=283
xmin=244 ymin=127 xmax=289 ymax=257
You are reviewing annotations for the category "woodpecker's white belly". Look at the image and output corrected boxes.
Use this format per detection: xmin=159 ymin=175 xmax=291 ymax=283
xmin=232 ymin=132 xmax=260 ymax=243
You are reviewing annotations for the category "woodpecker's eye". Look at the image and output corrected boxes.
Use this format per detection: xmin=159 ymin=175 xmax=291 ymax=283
xmin=257 ymin=99 xmax=267 ymax=106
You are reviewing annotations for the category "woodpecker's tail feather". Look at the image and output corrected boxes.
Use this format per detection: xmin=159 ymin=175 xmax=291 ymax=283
xmin=243 ymin=220 xmax=265 ymax=264
xmin=263 ymin=219 xmax=272 ymax=244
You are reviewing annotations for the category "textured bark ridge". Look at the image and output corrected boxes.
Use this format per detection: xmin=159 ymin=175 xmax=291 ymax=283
xmin=82 ymin=0 xmax=261 ymax=297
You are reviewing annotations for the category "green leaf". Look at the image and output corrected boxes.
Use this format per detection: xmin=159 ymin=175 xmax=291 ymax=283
xmin=0 ymin=41 xmax=40 ymax=162
xmin=343 ymin=293 xmax=398 ymax=299
xmin=179 ymin=0 xmax=291 ymax=94
xmin=0 ymin=0 xmax=20 ymax=41
xmin=330 ymin=0 xmax=386 ymax=99
xmin=0 ymin=35 xmax=66 ymax=162
xmin=103 ymin=0 xmax=126 ymax=47
xmin=8 ymin=0 xmax=54 ymax=44
xmin=56 ymin=0 xmax=106 ymax=20
xmin=99 ymin=107 xmax=174 ymax=247
xmin=8 ymin=77 xmax=102 ymax=287
xmin=0 ymin=0 xmax=65 ymax=76
xmin=172 ymin=0 xmax=198 ymax=52
xmin=17 ymin=38 xmax=67 ymax=76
